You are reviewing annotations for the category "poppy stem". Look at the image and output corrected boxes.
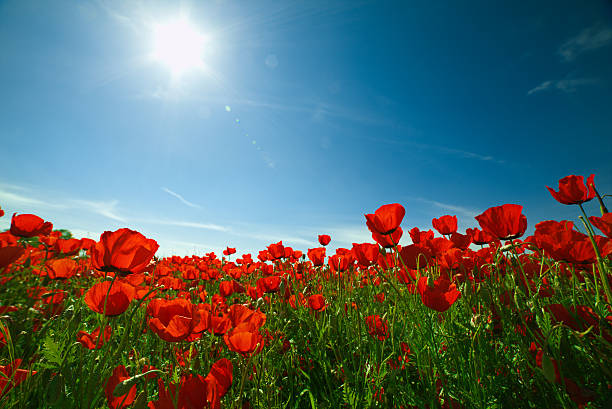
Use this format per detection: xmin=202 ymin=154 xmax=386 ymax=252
xmin=578 ymin=205 xmax=611 ymax=306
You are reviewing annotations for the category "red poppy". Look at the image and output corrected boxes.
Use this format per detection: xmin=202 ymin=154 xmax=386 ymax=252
xmin=0 ymin=232 xmax=18 ymax=247
xmin=365 ymin=203 xmax=405 ymax=235
xmin=84 ymin=280 xmax=135 ymax=316
xmin=329 ymin=251 xmax=354 ymax=273
xmin=417 ymin=277 xmax=461 ymax=312
xmin=307 ymin=294 xmax=327 ymax=311
xmin=228 ymin=304 xmax=266 ymax=329
xmin=267 ymin=241 xmax=285 ymax=260
xmin=365 ymin=315 xmax=389 ymax=341
xmin=219 ymin=280 xmax=245 ymax=298
xmin=149 ymin=358 xmax=232 ymax=409
xmin=223 ymin=247 xmax=236 ymax=256
xmin=10 ymin=213 xmax=53 ymax=237
xmin=53 ymin=238 xmax=82 ymax=255
xmin=465 ymin=228 xmax=496 ymax=245
xmin=256 ymin=276 xmax=282 ymax=293
xmin=46 ymin=258 xmax=79 ymax=280
xmin=547 ymin=174 xmax=595 ymax=205
xmin=205 ymin=358 xmax=233 ymax=409
xmin=210 ymin=314 xmax=232 ymax=336
xmin=0 ymin=359 xmax=36 ymax=397
xmin=318 ymin=234 xmax=331 ymax=246
xmin=0 ymin=206 xmax=3 ymax=218
xmin=0 ymin=246 xmax=25 ymax=270
xmin=307 ymin=247 xmax=326 ymax=266
xmin=91 ymin=228 xmax=159 ymax=276
xmin=589 ymin=213 xmax=612 ymax=238
xmin=76 ymin=326 xmax=112 ymax=349
xmin=372 ymin=227 xmax=403 ymax=248
xmin=399 ymin=244 xmax=433 ymax=270
xmin=351 ymin=243 xmax=379 ymax=267
xmin=432 ymin=215 xmax=458 ymax=236
xmin=475 ymin=204 xmax=527 ymax=241
xmin=104 ymin=365 xmax=136 ymax=409
xmin=224 ymin=324 xmax=263 ymax=357
xmin=408 ymin=227 xmax=432 ymax=244
xmin=450 ymin=232 xmax=472 ymax=250
xmin=147 ymin=298 xmax=194 ymax=342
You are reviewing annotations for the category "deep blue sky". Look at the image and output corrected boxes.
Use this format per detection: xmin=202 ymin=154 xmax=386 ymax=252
xmin=1 ymin=0 xmax=611 ymax=256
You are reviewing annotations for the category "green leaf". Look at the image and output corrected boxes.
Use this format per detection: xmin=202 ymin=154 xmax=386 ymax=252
xmin=541 ymin=354 xmax=556 ymax=383
xmin=42 ymin=336 xmax=63 ymax=367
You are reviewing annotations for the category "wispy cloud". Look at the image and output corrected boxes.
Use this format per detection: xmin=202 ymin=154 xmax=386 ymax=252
xmin=409 ymin=197 xmax=479 ymax=219
xmin=559 ymin=24 xmax=612 ymax=62
xmin=161 ymin=187 xmax=201 ymax=208
xmin=0 ymin=188 xmax=58 ymax=208
xmin=527 ymin=78 xmax=599 ymax=95
xmin=359 ymin=135 xmax=505 ymax=165
xmin=0 ymin=183 xmax=126 ymax=222
xmin=71 ymin=199 xmax=127 ymax=222
xmin=142 ymin=219 xmax=229 ymax=232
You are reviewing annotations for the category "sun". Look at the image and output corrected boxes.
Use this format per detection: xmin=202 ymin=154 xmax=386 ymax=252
xmin=150 ymin=16 xmax=207 ymax=78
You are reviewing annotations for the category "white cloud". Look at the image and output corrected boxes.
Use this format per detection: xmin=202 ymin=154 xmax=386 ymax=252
xmin=559 ymin=24 xmax=612 ymax=62
xmin=527 ymin=78 xmax=599 ymax=95
xmin=142 ymin=219 xmax=229 ymax=232
xmin=410 ymin=197 xmax=479 ymax=219
xmin=161 ymin=187 xmax=201 ymax=208
xmin=71 ymin=199 xmax=127 ymax=222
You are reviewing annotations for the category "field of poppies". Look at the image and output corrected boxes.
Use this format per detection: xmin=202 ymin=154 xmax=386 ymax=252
xmin=0 ymin=174 xmax=611 ymax=409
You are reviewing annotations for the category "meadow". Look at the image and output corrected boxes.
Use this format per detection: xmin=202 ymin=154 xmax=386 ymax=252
xmin=0 ymin=174 xmax=611 ymax=409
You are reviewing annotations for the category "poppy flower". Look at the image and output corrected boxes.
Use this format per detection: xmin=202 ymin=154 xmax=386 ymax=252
xmin=0 ymin=232 xmax=18 ymax=247
xmin=10 ymin=213 xmax=53 ymax=237
xmin=589 ymin=213 xmax=612 ymax=238
xmin=547 ymin=174 xmax=596 ymax=205
xmin=372 ymin=227 xmax=403 ymax=248
xmin=318 ymin=234 xmax=331 ymax=246
xmin=466 ymin=228 xmax=496 ymax=245
xmin=219 ymin=280 xmax=245 ymax=298
xmin=267 ymin=241 xmax=285 ymax=260
xmin=307 ymin=247 xmax=326 ymax=266
xmin=84 ymin=280 xmax=135 ymax=316
xmin=147 ymin=298 xmax=194 ymax=342
xmin=399 ymin=244 xmax=432 ymax=270
xmin=450 ymin=232 xmax=472 ymax=250
xmin=0 ymin=246 xmax=25 ymax=270
xmin=53 ymin=238 xmax=82 ymax=255
xmin=228 ymin=304 xmax=266 ymax=329
xmin=409 ymin=227 xmax=434 ymax=244
xmin=432 ymin=215 xmax=458 ymax=236
xmin=224 ymin=324 xmax=263 ymax=357
xmin=256 ymin=276 xmax=282 ymax=293
xmin=150 ymin=358 xmax=232 ymax=409
xmin=223 ymin=247 xmax=236 ymax=256
xmin=417 ymin=277 xmax=461 ymax=312
xmin=76 ymin=326 xmax=112 ymax=349
xmin=91 ymin=228 xmax=159 ymax=276
xmin=0 ymin=359 xmax=36 ymax=397
xmin=365 ymin=315 xmax=389 ymax=341
xmin=104 ymin=365 xmax=136 ymax=409
xmin=365 ymin=203 xmax=405 ymax=235
xmin=307 ymin=294 xmax=327 ymax=311
xmin=45 ymin=258 xmax=79 ymax=280
xmin=210 ymin=314 xmax=232 ymax=335
xmin=351 ymin=243 xmax=379 ymax=267
xmin=0 ymin=206 xmax=3 ymax=218
xmin=205 ymin=358 xmax=233 ymax=409
xmin=475 ymin=204 xmax=527 ymax=241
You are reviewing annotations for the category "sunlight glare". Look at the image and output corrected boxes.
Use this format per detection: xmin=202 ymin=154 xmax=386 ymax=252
xmin=151 ymin=16 xmax=207 ymax=78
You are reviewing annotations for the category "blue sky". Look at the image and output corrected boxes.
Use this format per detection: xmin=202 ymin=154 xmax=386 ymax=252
xmin=1 ymin=0 xmax=611 ymax=256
